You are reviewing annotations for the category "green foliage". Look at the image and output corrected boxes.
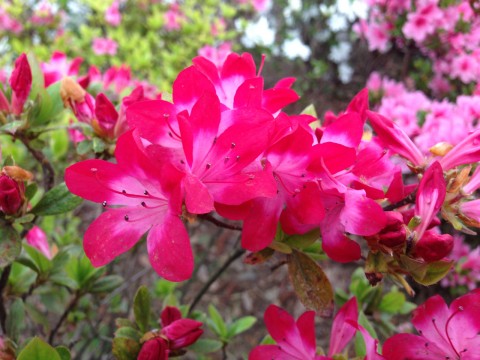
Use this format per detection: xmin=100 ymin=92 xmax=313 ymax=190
xmin=17 ymin=337 xmax=61 ymax=360
xmin=133 ymin=285 xmax=151 ymax=333
xmin=31 ymin=183 xmax=83 ymax=216
xmin=207 ymin=304 xmax=257 ymax=343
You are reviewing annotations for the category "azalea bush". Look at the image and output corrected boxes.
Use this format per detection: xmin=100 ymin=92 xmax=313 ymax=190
xmin=1 ymin=1 xmax=480 ymax=360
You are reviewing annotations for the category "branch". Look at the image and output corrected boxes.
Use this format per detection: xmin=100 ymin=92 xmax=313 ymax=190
xmin=188 ymin=248 xmax=245 ymax=315
xmin=49 ymin=291 xmax=81 ymax=345
xmin=18 ymin=134 xmax=55 ymax=191
xmin=0 ymin=266 xmax=11 ymax=334
xmin=198 ymin=213 xmax=242 ymax=231
xmin=383 ymin=191 xmax=417 ymax=211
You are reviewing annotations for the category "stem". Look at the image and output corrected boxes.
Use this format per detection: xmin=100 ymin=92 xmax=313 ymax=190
xmin=383 ymin=191 xmax=417 ymax=211
xmin=18 ymin=134 xmax=55 ymax=191
xmin=49 ymin=291 xmax=82 ymax=345
xmin=0 ymin=265 xmax=11 ymax=334
xmin=198 ymin=214 xmax=242 ymax=231
xmin=188 ymin=248 xmax=245 ymax=315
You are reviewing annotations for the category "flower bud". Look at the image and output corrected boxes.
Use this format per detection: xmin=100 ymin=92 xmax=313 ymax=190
xmin=160 ymin=306 xmax=182 ymax=327
xmin=26 ymin=226 xmax=52 ymax=259
xmin=413 ymin=230 xmax=453 ymax=262
xmin=161 ymin=318 xmax=203 ymax=350
xmin=0 ymin=174 xmax=24 ymax=215
xmin=138 ymin=337 xmax=168 ymax=360
xmin=9 ymin=53 xmax=32 ymax=116
xmin=365 ymin=211 xmax=406 ymax=249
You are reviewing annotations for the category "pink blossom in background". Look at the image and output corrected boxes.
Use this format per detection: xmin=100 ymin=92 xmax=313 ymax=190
xmin=92 ymin=37 xmax=118 ymax=56
xmin=0 ymin=7 xmax=23 ymax=34
xmin=0 ymin=69 xmax=7 ymax=85
xmin=41 ymin=51 xmax=83 ymax=87
xmin=30 ymin=2 xmax=56 ymax=26
xmin=210 ymin=18 xmax=226 ymax=37
xmin=164 ymin=4 xmax=183 ymax=31
xmin=26 ymin=226 xmax=52 ymax=259
xmin=198 ymin=43 xmax=232 ymax=70
xmin=105 ymin=1 xmax=121 ymax=26
xmin=451 ymin=54 xmax=479 ymax=84
xmin=365 ymin=21 xmax=391 ymax=52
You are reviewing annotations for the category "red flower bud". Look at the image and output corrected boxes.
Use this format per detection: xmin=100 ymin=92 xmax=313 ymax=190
xmin=161 ymin=318 xmax=203 ymax=350
xmin=138 ymin=338 xmax=168 ymax=360
xmin=161 ymin=306 xmax=182 ymax=327
xmin=0 ymin=174 xmax=24 ymax=215
xmin=413 ymin=230 xmax=453 ymax=262
xmin=0 ymin=89 xmax=9 ymax=113
xmin=377 ymin=211 xmax=407 ymax=248
xmin=93 ymin=93 xmax=118 ymax=138
xmin=9 ymin=54 xmax=32 ymax=115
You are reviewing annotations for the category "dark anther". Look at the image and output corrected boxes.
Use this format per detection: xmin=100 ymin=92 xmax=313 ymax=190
xmin=231 ymin=142 xmax=236 ymax=148
xmin=141 ymin=202 xmax=146 ymax=207
xmin=206 ymin=163 xmax=212 ymax=170
xmin=124 ymin=215 xmax=129 ymax=221
xmin=102 ymin=201 xmax=107 ymax=207
xmin=122 ymin=190 xmax=127 ymax=194
xmin=144 ymin=190 xmax=149 ymax=195
xmin=236 ymin=155 xmax=240 ymax=161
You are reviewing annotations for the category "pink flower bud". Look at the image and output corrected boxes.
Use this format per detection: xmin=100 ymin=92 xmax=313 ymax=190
xmin=414 ymin=161 xmax=446 ymax=240
xmin=161 ymin=306 xmax=182 ymax=327
xmin=413 ymin=230 xmax=453 ymax=262
xmin=25 ymin=226 xmax=52 ymax=259
xmin=377 ymin=211 xmax=407 ymax=248
xmin=9 ymin=53 xmax=32 ymax=115
xmin=93 ymin=93 xmax=118 ymax=138
xmin=0 ymin=174 xmax=24 ymax=215
xmin=138 ymin=338 xmax=168 ymax=360
xmin=161 ymin=318 xmax=203 ymax=350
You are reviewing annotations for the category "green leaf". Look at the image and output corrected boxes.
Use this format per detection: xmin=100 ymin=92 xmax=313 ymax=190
xmin=76 ymin=140 xmax=92 ymax=155
xmin=227 ymin=316 xmax=256 ymax=338
xmin=284 ymin=229 xmax=320 ymax=249
xmin=114 ymin=326 xmax=142 ymax=342
xmin=269 ymin=241 xmax=292 ymax=254
xmin=287 ymin=249 xmax=334 ymax=317
xmin=55 ymin=346 xmax=71 ymax=360
xmin=379 ymin=290 xmax=406 ymax=314
xmin=31 ymin=182 xmax=82 ymax=216
xmin=417 ymin=260 xmax=453 ymax=286
xmin=25 ymin=302 xmax=50 ymax=333
xmin=92 ymin=137 xmax=106 ymax=153
xmin=112 ymin=337 xmax=140 ymax=360
xmin=89 ymin=275 xmax=124 ymax=293
xmin=0 ymin=224 xmax=22 ymax=268
xmin=188 ymin=339 xmax=223 ymax=354
xmin=208 ymin=304 xmax=227 ymax=339
xmin=13 ymin=214 xmax=35 ymax=224
xmin=6 ymin=298 xmax=25 ymax=342
xmin=133 ymin=286 xmax=151 ymax=333
xmin=23 ymin=244 xmax=52 ymax=276
xmin=17 ymin=337 xmax=61 ymax=360
xmin=354 ymin=312 xmax=378 ymax=357
xmin=301 ymin=104 xmax=318 ymax=118
xmin=27 ymin=53 xmax=45 ymax=101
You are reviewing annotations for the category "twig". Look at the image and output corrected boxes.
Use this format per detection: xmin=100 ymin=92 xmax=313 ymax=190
xmin=0 ymin=266 xmax=11 ymax=334
xmin=383 ymin=191 xmax=417 ymax=211
xmin=49 ymin=291 xmax=82 ymax=345
xmin=199 ymin=214 xmax=242 ymax=231
xmin=18 ymin=134 xmax=55 ymax=191
xmin=188 ymin=248 xmax=245 ymax=315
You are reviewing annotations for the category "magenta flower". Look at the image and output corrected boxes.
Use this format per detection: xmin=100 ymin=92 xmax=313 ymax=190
xmin=25 ymin=226 xmax=52 ymax=259
xmin=138 ymin=306 xmax=203 ymax=360
xmin=9 ymin=53 xmax=32 ymax=116
xmin=65 ymin=130 xmax=193 ymax=282
xmin=249 ymin=305 xmax=321 ymax=360
xmin=92 ymin=37 xmax=118 ymax=56
xmin=41 ymin=51 xmax=83 ymax=87
xmin=414 ymin=161 xmax=446 ymax=242
xmin=105 ymin=1 xmax=121 ymax=26
xmin=250 ymin=298 xmax=376 ymax=360
xmin=367 ymin=110 xmax=425 ymax=167
xmin=383 ymin=290 xmax=480 ymax=359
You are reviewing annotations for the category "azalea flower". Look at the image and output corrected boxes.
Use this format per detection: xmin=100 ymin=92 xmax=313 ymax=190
xmin=25 ymin=226 xmax=52 ymax=259
xmin=250 ymin=298 xmax=380 ymax=359
xmin=138 ymin=306 xmax=203 ymax=360
xmin=383 ymin=290 xmax=480 ymax=359
xmin=65 ymin=130 xmax=193 ymax=281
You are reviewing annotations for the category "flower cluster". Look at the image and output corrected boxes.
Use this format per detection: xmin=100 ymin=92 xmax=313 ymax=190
xmin=60 ymin=51 xmax=480 ymax=287
xmin=356 ymin=1 xmax=480 ymax=94
xmin=252 ymin=290 xmax=480 ymax=359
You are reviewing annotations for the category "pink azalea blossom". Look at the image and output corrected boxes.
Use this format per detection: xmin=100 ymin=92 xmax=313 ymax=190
xmin=164 ymin=4 xmax=184 ymax=31
xmin=25 ymin=226 xmax=52 ymax=259
xmin=383 ymin=290 xmax=480 ymax=359
xmin=41 ymin=51 xmax=83 ymax=87
xmin=65 ymin=130 xmax=194 ymax=282
xmin=451 ymin=54 xmax=478 ymax=84
xmin=105 ymin=1 xmax=121 ymax=26
xmin=198 ymin=43 xmax=232 ymax=70
xmin=92 ymin=37 xmax=118 ymax=56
